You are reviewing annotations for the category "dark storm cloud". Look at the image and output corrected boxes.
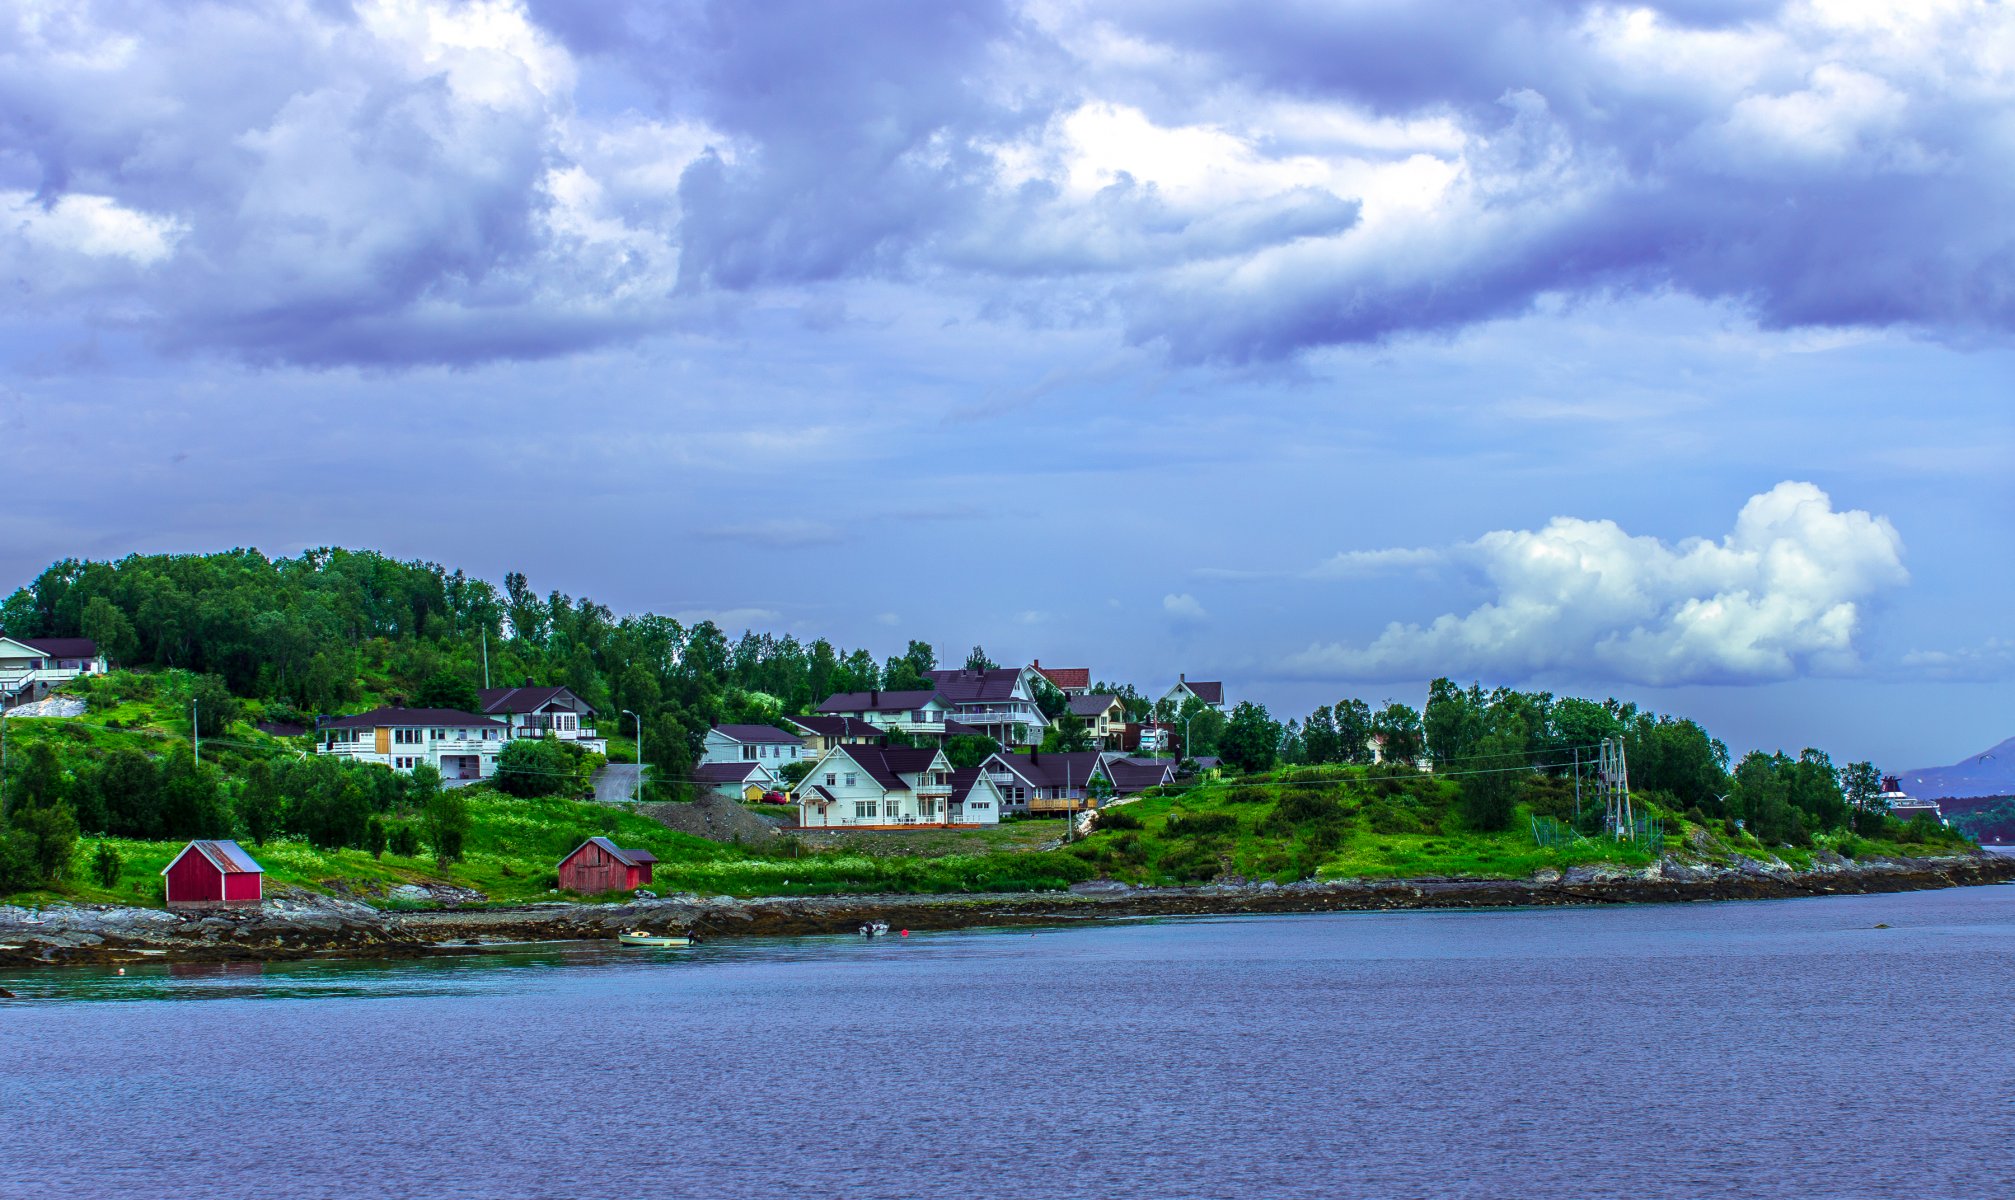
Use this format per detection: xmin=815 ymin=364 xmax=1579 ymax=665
xmin=4 ymin=0 xmax=2012 ymax=367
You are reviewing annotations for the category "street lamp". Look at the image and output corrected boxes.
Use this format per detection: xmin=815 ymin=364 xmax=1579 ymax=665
xmin=622 ymin=709 xmax=642 ymax=804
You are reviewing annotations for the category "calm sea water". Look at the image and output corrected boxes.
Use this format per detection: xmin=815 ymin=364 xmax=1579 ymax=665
xmin=3 ymin=887 xmax=2012 ymax=1200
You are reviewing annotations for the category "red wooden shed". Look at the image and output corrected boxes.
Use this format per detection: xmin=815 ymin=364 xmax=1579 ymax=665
xmin=557 ymin=837 xmax=657 ymax=893
xmin=162 ymin=840 xmax=264 ymax=908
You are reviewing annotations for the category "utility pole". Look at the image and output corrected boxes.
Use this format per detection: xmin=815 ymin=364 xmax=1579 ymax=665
xmin=1 ymin=714 xmax=9 ymax=821
xmin=192 ymin=697 xmax=200 ymax=758
xmin=1572 ymin=746 xmax=1582 ymax=825
xmin=481 ymin=628 xmax=491 ymax=690
xmin=1596 ymin=738 xmax=1633 ymax=839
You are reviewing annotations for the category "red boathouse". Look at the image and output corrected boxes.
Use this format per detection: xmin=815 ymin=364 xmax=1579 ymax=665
xmin=557 ymin=837 xmax=658 ymax=893
xmin=162 ymin=840 xmax=265 ymax=908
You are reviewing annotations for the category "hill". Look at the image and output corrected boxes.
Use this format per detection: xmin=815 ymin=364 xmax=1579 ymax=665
xmin=1899 ymin=736 xmax=2015 ymax=799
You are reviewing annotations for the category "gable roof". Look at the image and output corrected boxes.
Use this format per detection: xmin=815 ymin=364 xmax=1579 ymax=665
xmin=478 ymin=685 xmax=593 ymax=716
xmin=817 ymin=689 xmax=942 ymax=714
xmin=318 ymin=707 xmax=503 ymax=730
xmin=1105 ymin=757 xmax=1174 ymax=794
xmin=694 ymin=761 xmax=769 ymax=784
xmin=710 ymin=723 xmax=803 ymax=745
xmin=1068 ymin=694 xmax=1122 ymax=718
xmin=566 ymin=836 xmax=657 ymax=869
xmin=1171 ymin=678 xmax=1225 ymax=705
xmin=785 ymin=714 xmax=888 ymax=741
xmin=0 ymin=635 xmax=100 ymax=659
xmin=1030 ymin=662 xmax=1091 ymax=691
xmin=927 ymin=668 xmax=1027 ymax=703
xmin=162 ymin=839 xmax=263 ymax=876
xmin=831 ymin=743 xmax=947 ymax=791
xmin=986 ymin=750 xmax=1110 ymax=791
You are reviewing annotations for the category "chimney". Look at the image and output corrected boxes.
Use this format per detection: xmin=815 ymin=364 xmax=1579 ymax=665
xmin=1033 ymin=658 xmax=1040 ymax=669
xmin=1179 ymin=672 xmax=1185 ymax=683
xmin=524 ymin=676 xmax=533 ymax=688
xmin=870 ymin=690 xmax=878 ymax=706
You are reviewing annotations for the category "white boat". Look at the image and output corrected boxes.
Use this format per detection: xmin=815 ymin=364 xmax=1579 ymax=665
xmin=617 ymin=931 xmax=694 ymax=947
xmin=858 ymin=921 xmax=890 ymax=937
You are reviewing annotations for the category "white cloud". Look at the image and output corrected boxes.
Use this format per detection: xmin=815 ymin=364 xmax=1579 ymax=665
xmin=1 ymin=191 xmax=183 ymax=264
xmin=1287 ymin=482 xmax=1908 ymax=685
xmin=1308 ymin=547 xmax=1445 ymax=579
xmin=1900 ymin=637 xmax=2015 ymax=682
xmin=1164 ymin=592 xmax=1208 ymax=620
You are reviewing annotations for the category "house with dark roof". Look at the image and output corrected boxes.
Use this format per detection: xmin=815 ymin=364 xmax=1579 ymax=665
xmin=783 ymin=714 xmax=890 ymax=753
xmin=1067 ymin=694 xmax=1127 ymax=748
xmin=693 ymin=759 xmax=779 ymax=801
xmin=702 ymin=723 xmax=810 ymax=773
xmin=0 ymin=633 xmax=108 ymax=707
xmin=316 ymin=707 xmax=507 ymax=781
xmin=1029 ymin=660 xmax=1091 ymax=696
xmin=477 ymin=683 xmax=605 ymax=752
xmin=1158 ymin=674 xmax=1226 ymax=712
xmin=815 ymin=689 xmax=956 ymax=739
xmin=978 ymin=750 xmax=1172 ymax=816
xmin=925 ymin=667 xmax=1049 ymax=748
xmin=796 ymin=743 xmax=992 ymax=828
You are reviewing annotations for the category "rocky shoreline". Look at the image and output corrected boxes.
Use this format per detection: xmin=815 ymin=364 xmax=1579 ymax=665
xmin=3 ymin=850 xmax=2011 ymax=968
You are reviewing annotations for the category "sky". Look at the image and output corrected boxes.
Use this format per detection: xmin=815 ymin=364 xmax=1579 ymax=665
xmin=2 ymin=0 xmax=2011 ymax=770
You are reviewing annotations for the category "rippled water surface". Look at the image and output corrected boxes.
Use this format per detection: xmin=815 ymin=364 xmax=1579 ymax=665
xmin=4 ymin=887 xmax=2012 ymax=1199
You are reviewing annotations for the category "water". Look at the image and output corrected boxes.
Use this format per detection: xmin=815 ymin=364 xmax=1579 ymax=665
xmin=4 ymin=887 xmax=2012 ymax=1199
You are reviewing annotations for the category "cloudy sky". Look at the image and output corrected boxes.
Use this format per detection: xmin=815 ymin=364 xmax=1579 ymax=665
xmin=3 ymin=0 xmax=2011 ymax=769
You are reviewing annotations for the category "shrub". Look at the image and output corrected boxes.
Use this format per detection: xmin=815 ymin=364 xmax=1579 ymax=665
xmin=1273 ymin=789 xmax=1346 ymax=826
xmin=90 ymin=841 xmax=123 ymax=888
xmin=1226 ymin=786 xmax=1270 ymax=804
xmin=1165 ymin=812 xmax=1237 ymax=838
xmin=1096 ymin=807 xmax=1143 ymax=831
xmin=1365 ymin=800 xmax=1425 ymax=835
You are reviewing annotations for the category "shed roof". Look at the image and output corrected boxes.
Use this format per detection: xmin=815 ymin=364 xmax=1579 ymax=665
xmin=162 ymin=839 xmax=264 ymax=876
xmin=568 ymin=836 xmax=656 ymax=869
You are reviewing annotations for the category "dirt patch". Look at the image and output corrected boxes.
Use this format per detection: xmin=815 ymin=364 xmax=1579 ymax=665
xmin=639 ymin=793 xmax=784 ymax=843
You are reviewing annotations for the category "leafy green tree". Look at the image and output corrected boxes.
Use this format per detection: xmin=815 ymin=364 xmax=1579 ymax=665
xmin=1301 ymin=706 xmax=1340 ymax=764
xmin=882 ymin=640 xmax=937 ymax=691
xmin=412 ymin=670 xmax=480 ymax=712
xmin=779 ymin=759 xmax=817 ymax=787
xmin=1031 ymin=676 xmax=1071 ymax=721
xmin=1424 ymin=678 xmax=1487 ymax=768
xmin=155 ymin=747 xmax=233 ymax=839
xmin=1370 ymin=702 xmax=1423 ymax=765
xmin=1333 ymin=699 xmax=1375 ymax=765
xmin=1041 ymin=713 xmax=1093 ymax=753
xmin=422 ymin=788 xmax=471 ymax=866
xmin=90 ymin=841 xmax=123 ymax=888
xmin=10 ymin=801 xmax=80 ymax=883
xmin=1220 ymin=702 xmax=1282 ymax=774
xmin=1459 ymin=719 xmax=1527 ymax=832
xmin=390 ymin=823 xmax=420 ymax=857
xmin=964 ymin=645 xmax=998 ymax=671
xmin=237 ymin=760 xmax=283 ymax=846
xmin=366 ymin=817 xmax=388 ymax=859
xmin=1179 ymin=701 xmax=1229 ymax=759
xmin=8 ymin=741 xmax=65 ymax=813
xmin=493 ymin=737 xmax=583 ymax=799
xmin=81 ymin=596 xmax=139 ymax=665
xmin=944 ymin=735 xmax=999 ymax=770
xmin=187 ymin=673 xmax=241 ymax=739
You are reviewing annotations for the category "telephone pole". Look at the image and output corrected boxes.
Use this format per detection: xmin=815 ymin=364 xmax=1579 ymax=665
xmin=192 ymin=698 xmax=200 ymax=758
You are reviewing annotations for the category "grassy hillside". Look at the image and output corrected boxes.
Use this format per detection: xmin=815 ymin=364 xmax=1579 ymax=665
xmin=1063 ymin=765 xmax=1971 ymax=886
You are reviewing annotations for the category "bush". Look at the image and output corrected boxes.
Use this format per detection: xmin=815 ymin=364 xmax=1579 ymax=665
xmin=90 ymin=841 xmax=123 ymax=888
xmin=1365 ymin=800 xmax=1425 ymax=835
xmin=1096 ymin=807 xmax=1142 ymax=831
xmin=1165 ymin=812 xmax=1236 ymax=838
xmin=1225 ymin=786 xmax=1270 ymax=804
xmin=1273 ymin=789 xmax=1346 ymax=826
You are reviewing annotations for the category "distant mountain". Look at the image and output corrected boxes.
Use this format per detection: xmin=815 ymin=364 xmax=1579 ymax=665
xmin=1900 ymin=736 xmax=2015 ymax=800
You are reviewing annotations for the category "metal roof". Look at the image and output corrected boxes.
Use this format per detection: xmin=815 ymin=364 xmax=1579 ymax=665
xmin=161 ymin=839 xmax=264 ymax=876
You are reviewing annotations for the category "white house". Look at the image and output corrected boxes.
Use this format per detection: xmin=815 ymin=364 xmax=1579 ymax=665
xmin=477 ymin=684 xmax=606 ymax=753
xmin=925 ymin=667 xmax=1050 ymax=748
xmin=0 ymin=634 xmax=108 ymax=707
xmin=795 ymin=743 xmax=997 ymax=828
xmin=815 ymin=689 xmax=957 ymax=739
xmin=980 ymin=750 xmax=1174 ymax=816
xmin=783 ymin=714 xmax=889 ymax=754
xmin=1158 ymin=674 xmax=1225 ymax=712
xmin=317 ymin=707 xmax=507 ymax=781
xmin=1029 ymin=660 xmax=1091 ymax=697
xmin=702 ymin=723 xmax=809 ymax=768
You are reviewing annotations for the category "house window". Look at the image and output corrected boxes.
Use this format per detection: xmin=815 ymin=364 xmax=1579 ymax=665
xmin=844 ymin=773 xmax=857 ymax=787
xmin=854 ymin=800 xmax=878 ymax=819
xmin=395 ymin=728 xmax=420 ymax=745
xmin=825 ymin=774 xmax=837 ymax=787
xmin=743 ymin=745 xmax=758 ymax=761
xmin=972 ymin=801 xmax=990 ymax=810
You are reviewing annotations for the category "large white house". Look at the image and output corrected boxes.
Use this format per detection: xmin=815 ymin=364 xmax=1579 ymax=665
xmin=795 ymin=743 xmax=1001 ymax=828
xmin=1158 ymin=674 xmax=1225 ymax=712
xmin=925 ymin=667 xmax=1050 ymax=748
xmin=701 ymin=723 xmax=810 ymax=768
xmin=0 ymin=635 xmax=108 ymax=707
xmin=477 ymin=684 xmax=606 ymax=754
xmin=815 ymin=689 xmax=957 ymax=739
xmin=317 ymin=707 xmax=507 ymax=782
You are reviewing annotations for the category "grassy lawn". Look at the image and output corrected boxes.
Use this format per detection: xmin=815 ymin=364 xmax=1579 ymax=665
xmin=791 ymin=819 xmax=1070 ymax=859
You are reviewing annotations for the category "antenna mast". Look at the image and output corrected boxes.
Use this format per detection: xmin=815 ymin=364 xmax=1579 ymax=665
xmin=1596 ymin=737 xmax=1633 ymax=839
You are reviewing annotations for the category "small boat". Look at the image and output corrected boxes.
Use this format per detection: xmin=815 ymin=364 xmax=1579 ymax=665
xmin=858 ymin=921 xmax=890 ymax=938
xmin=617 ymin=931 xmax=695 ymax=947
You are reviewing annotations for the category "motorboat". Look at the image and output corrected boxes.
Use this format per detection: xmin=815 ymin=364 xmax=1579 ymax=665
xmin=617 ymin=930 xmax=695 ymax=947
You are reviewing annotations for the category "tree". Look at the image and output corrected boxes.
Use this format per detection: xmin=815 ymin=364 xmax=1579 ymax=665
xmin=390 ymin=823 xmax=420 ymax=857
xmin=412 ymin=669 xmax=480 ymax=712
xmin=1041 ymin=713 xmax=1092 ymax=754
xmin=964 ymin=645 xmax=998 ymax=672
xmin=1333 ymin=699 xmax=1375 ymax=765
xmin=90 ymin=841 xmax=123 ymax=888
xmin=1302 ymin=706 xmax=1340 ymax=765
xmin=883 ymin=640 xmax=937 ymax=691
xmin=1031 ymin=676 xmax=1070 ymax=721
xmin=81 ymin=596 xmax=139 ymax=665
xmin=9 ymin=801 xmax=80 ymax=883
xmin=422 ymin=788 xmax=471 ymax=865
xmin=8 ymin=741 xmax=65 ymax=813
xmin=366 ymin=817 xmax=388 ymax=859
xmin=494 ymin=737 xmax=584 ymax=799
xmin=779 ymin=759 xmax=816 ymax=787
xmin=187 ymin=673 xmax=241 ymax=739
xmin=1424 ymin=678 xmax=1487 ymax=769
xmin=1370 ymin=702 xmax=1424 ymax=766
xmin=237 ymin=760 xmax=283 ymax=846
xmin=1220 ymin=702 xmax=1282 ymax=774
xmin=944 ymin=734 xmax=999 ymax=771
xmin=1459 ymin=720 xmax=1526 ymax=832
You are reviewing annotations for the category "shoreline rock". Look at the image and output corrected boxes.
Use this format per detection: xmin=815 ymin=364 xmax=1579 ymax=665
xmin=2 ymin=851 xmax=2009 ymax=968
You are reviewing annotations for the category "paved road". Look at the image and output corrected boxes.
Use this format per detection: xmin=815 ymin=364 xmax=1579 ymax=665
xmin=592 ymin=764 xmax=644 ymax=803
